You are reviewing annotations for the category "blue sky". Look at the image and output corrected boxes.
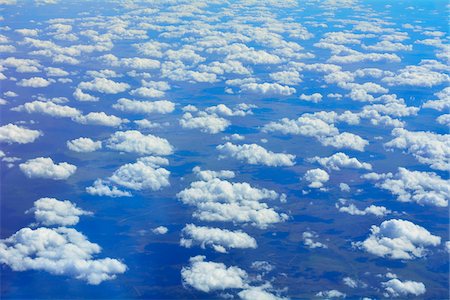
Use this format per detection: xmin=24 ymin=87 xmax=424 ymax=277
xmin=0 ymin=0 xmax=449 ymax=299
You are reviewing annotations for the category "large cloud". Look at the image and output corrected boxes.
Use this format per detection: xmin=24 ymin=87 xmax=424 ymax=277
xmin=0 ymin=124 xmax=41 ymax=144
xmin=106 ymin=130 xmax=173 ymax=155
xmin=354 ymin=219 xmax=441 ymax=260
xmin=382 ymin=276 xmax=426 ymax=298
xmin=180 ymin=224 xmax=257 ymax=253
xmin=67 ymin=137 xmax=102 ymax=152
xmin=217 ymin=142 xmax=296 ymax=167
xmin=19 ymin=157 xmax=77 ymax=180
xmin=28 ymin=197 xmax=91 ymax=226
xmin=180 ymin=112 xmax=230 ymax=134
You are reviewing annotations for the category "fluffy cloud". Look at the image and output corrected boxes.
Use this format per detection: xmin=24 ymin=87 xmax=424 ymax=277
xmin=73 ymin=112 xmax=126 ymax=127
xmin=307 ymin=152 xmax=372 ymax=171
xmin=73 ymin=88 xmax=99 ymax=102
xmin=0 ymin=227 xmax=126 ymax=285
xmin=385 ymin=128 xmax=450 ymax=171
xmin=422 ymin=87 xmax=449 ymax=111
xmin=181 ymin=255 xmax=248 ymax=292
xmin=238 ymin=286 xmax=287 ymax=300
xmin=371 ymin=168 xmax=449 ymax=207
xmin=180 ymin=112 xmax=230 ymax=134
xmin=382 ymin=277 xmax=426 ymax=297
xmin=180 ymin=224 xmax=257 ymax=253
xmin=217 ymin=142 xmax=295 ymax=167
xmin=177 ymin=175 xmax=287 ymax=229
xmin=303 ymin=231 xmax=327 ymax=249
xmin=240 ymin=83 xmax=296 ymax=96
xmin=78 ymin=78 xmax=130 ymax=94
xmin=382 ymin=66 xmax=449 ymax=87
xmin=192 ymin=166 xmax=235 ymax=181
xmin=337 ymin=203 xmax=391 ymax=217
xmin=354 ymin=219 xmax=441 ymax=259
xmin=303 ymin=168 xmax=329 ymax=188
xmin=19 ymin=157 xmax=76 ymax=180
xmin=17 ymin=77 xmax=52 ymax=87
xmin=0 ymin=124 xmax=41 ymax=144
xmin=299 ymin=93 xmax=322 ymax=103
xmin=86 ymin=179 xmax=132 ymax=198
xmin=152 ymin=226 xmax=168 ymax=235
xmin=28 ymin=197 xmax=91 ymax=226
xmin=106 ymin=130 xmax=173 ymax=155
xmin=67 ymin=137 xmax=102 ymax=152
xmin=12 ymin=101 xmax=81 ymax=118
xmin=112 ymin=98 xmax=175 ymax=114
xmin=318 ymin=132 xmax=368 ymax=151
xmin=315 ymin=290 xmax=346 ymax=298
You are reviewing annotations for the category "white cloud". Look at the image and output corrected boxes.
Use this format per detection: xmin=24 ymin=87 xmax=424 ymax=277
xmin=12 ymin=100 xmax=81 ymax=118
xmin=180 ymin=224 xmax=257 ymax=253
xmin=328 ymin=52 xmax=400 ymax=64
xmin=106 ymin=130 xmax=173 ymax=155
xmin=337 ymin=203 xmax=391 ymax=217
xmin=112 ymin=98 xmax=175 ymax=114
xmin=67 ymin=137 xmax=102 ymax=152
xmin=382 ymin=66 xmax=449 ymax=87
xmin=73 ymin=88 xmax=99 ymax=102
xmin=19 ymin=157 xmax=76 ymax=180
xmin=217 ymin=142 xmax=295 ymax=167
xmin=109 ymin=156 xmax=170 ymax=191
xmin=315 ymin=290 xmax=346 ymax=298
xmin=74 ymin=112 xmax=126 ymax=127
xmin=303 ymin=231 xmax=327 ymax=249
xmin=354 ymin=219 xmax=441 ymax=260
xmin=239 ymin=286 xmax=287 ymax=300
xmin=240 ymin=83 xmax=296 ymax=96
xmin=0 ymin=124 xmax=41 ymax=144
xmin=307 ymin=152 xmax=372 ymax=171
xmin=192 ymin=166 xmax=235 ymax=181
xmin=17 ymin=77 xmax=52 ymax=88
xmin=86 ymin=179 xmax=132 ymax=198
xmin=382 ymin=278 xmax=426 ymax=297
xmin=299 ymin=93 xmax=322 ymax=103
xmin=152 ymin=226 xmax=168 ymax=235
xmin=78 ymin=78 xmax=130 ymax=94
xmin=422 ymin=87 xmax=450 ymax=111
xmin=129 ymin=87 xmax=165 ymax=98
xmin=28 ymin=197 xmax=91 ymax=226
xmin=318 ymin=132 xmax=368 ymax=151
xmin=180 ymin=112 xmax=230 ymax=134
xmin=181 ymin=255 xmax=248 ymax=292
xmin=436 ymin=114 xmax=450 ymax=127
xmin=303 ymin=168 xmax=329 ymax=188
xmin=0 ymin=227 xmax=126 ymax=285
xmin=385 ymin=128 xmax=450 ymax=171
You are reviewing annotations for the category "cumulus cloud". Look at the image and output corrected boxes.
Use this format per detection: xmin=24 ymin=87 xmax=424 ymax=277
xmin=73 ymin=88 xmax=99 ymax=102
xmin=422 ymin=87 xmax=450 ymax=111
xmin=177 ymin=175 xmax=287 ymax=229
xmin=303 ymin=231 xmax=327 ymax=249
xmin=152 ymin=226 xmax=168 ymax=235
xmin=337 ymin=203 xmax=391 ymax=217
xmin=299 ymin=93 xmax=323 ymax=103
xmin=240 ymin=82 xmax=296 ymax=96
xmin=217 ymin=142 xmax=295 ymax=167
xmin=106 ymin=130 xmax=173 ymax=155
xmin=307 ymin=152 xmax=371 ymax=171
xmin=112 ymin=98 xmax=175 ymax=114
xmin=0 ymin=124 xmax=41 ymax=144
xmin=382 ymin=66 xmax=449 ymax=87
xmin=12 ymin=101 xmax=81 ymax=118
xmin=303 ymin=168 xmax=329 ymax=188
xmin=67 ymin=137 xmax=102 ymax=152
xmin=385 ymin=128 xmax=450 ymax=171
xmin=73 ymin=112 xmax=126 ymax=127
xmin=192 ymin=166 xmax=235 ymax=181
xmin=78 ymin=78 xmax=130 ymax=94
xmin=354 ymin=219 xmax=441 ymax=260
xmin=315 ymin=290 xmax=346 ymax=298
xmin=180 ymin=224 xmax=257 ymax=253
xmin=19 ymin=157 xmax=76 ymax=180
xmin=0 ymin=227 xmax=126 ymax=285
xmin=318 ymin=132 xmax=368 ymax=151
xmin=180 ymin=112 xmax=230 ymax=134
xmin=28 ymin=197 xmax=91 ymax=226
xmin=86 ymin=179 xmax=132 ymax=198
xmin=17 ymin=77 xmax=52 ymax=87
xmin=382 ymin=277 xmax=426 ymax=297
xmin=181 ymin=255 xmax=248 ymax=292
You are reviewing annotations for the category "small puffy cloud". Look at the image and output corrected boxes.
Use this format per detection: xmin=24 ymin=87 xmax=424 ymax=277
xmin=129 ymin=87 xmax=165 ymax=98
xmin=337 ymin=203 xmax=391 ymax=217
xmin=192 ymin=166 xmax=235 ymax=181
xmin=303 ymin=168 xmax=329 ymax=188
xmin=106 ymin=130 xmax=173 ymax=155
xmin=181 ymin=255 xmax=248 ymax=293
xmin=299 ymin=93 xmax=323 ymax=103
xmin=86 ymin=179 xmax=132 ymax=198
xmin=180 ymin=224 xmax=257 ymax=253
xmin=436 ymin=114 xmax=450 ymax=127
xmin=19 ymin=157 xmax=76 ymax=180
xmin=370 ymin=168 xmax=449 ymax=207
xmin=45 ymin=67 xmax=69 ymax=77
xmin=382 ymin=278 xmax=426 ymax=298
xmin=28 ymin=197 xmax=91 ymax=226
xmin=328 ymin=52 xmax=400 ymax=64
xmin=0 ymin=227 xmax=126 ymax=285
xmin=238 ymin=286 xmax=287 ymax=300
xmin=73 ymin=88 xmax=99 ymax=102
xmin=315 ymin=290 xmax=346 ymax=298
xmin=303 ymin=231 xmax=327 ymax=249
xmin=67 ymin=137 xmax=102 ymax=152
xmin=205 ymin=103 xmax=255 ymax=117
xmin=17 ymin=77 xmax=52 ymax=88
xmin=152 ymin=226 xmax=168 ymax=235
xmin=385 ymin=128 xmax=450 ymax=171
xmin=12 ymin=100 xmax=81 ymax=118
xmin=112 ymin=98 xmax=175 ymax=114
xmin=0 ymin=124 xmax=41 ymax=144
xmin=217 ymin=142 xmax=295 ymax=167
xmin=382 ymin=66 xmax=449 ymax=87
xmin=307 ymin=152 xmax=372 ymax=171
xmin=74 ymin=112 xmax=126 ymax=127
xmin=240 ymin=82 xmax=296 ymax=96
xmin=422 ymin=87 xmax=449 ymax=111
xmin=354 ymin=219 xmax=441 ymax=260
xmin=78 ymin=78 xmax=130 ymax=94
xmin=109 ymin=156 xmax=170 ymax=191
xmin=180 ymin=112 xmax=230 ymax=134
